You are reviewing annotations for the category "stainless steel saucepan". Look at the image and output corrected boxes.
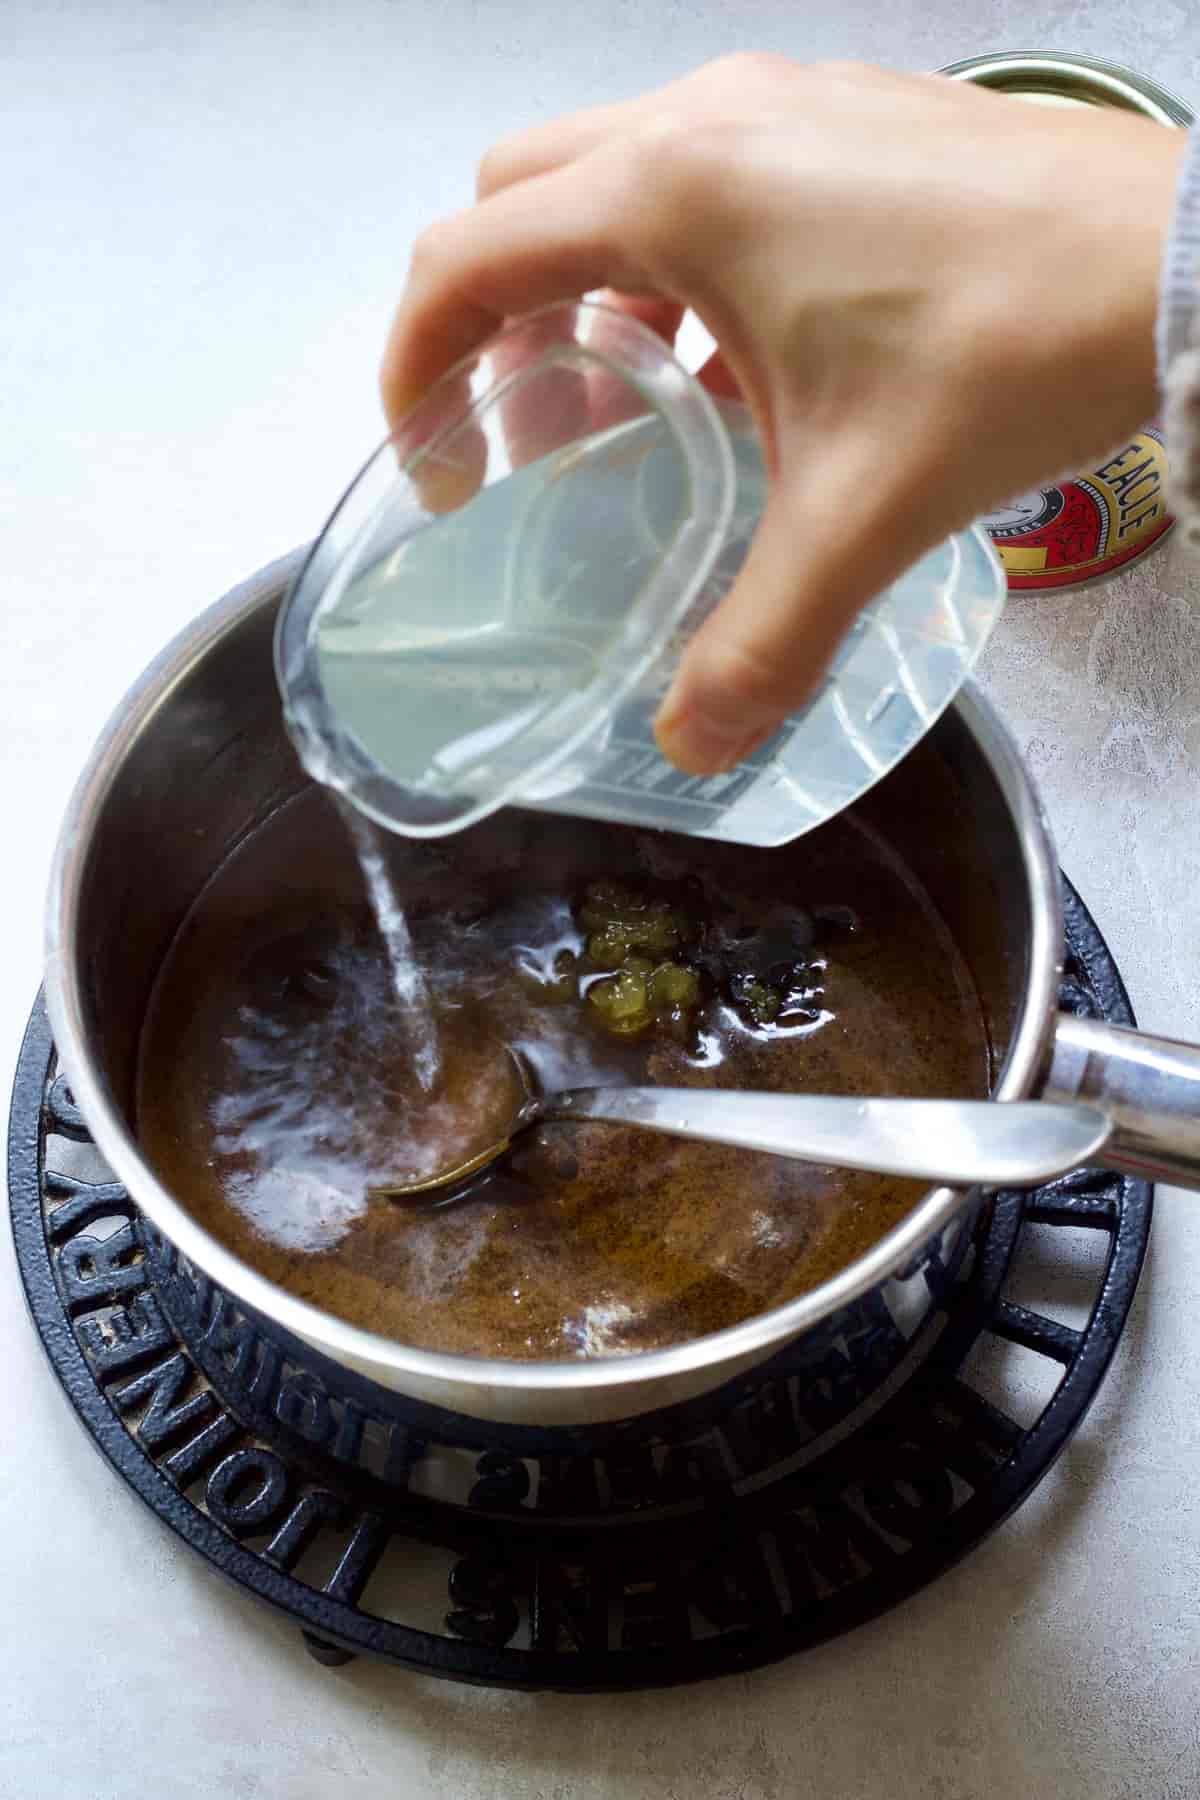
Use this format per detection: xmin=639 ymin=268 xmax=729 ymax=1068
xmin=43 ymin=551 xmax=1200 ymax=1426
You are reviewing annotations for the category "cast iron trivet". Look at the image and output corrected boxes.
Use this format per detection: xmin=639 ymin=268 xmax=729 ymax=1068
xmin=9 ymin=878 xmax=1151 ymax=1691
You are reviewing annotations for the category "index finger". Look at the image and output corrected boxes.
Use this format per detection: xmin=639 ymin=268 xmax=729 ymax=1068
xmin=379 ymin=149 xmax=665 ymax=428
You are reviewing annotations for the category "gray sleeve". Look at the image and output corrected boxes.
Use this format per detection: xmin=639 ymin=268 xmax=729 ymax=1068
xmin=1159 ymin=125 xmax=1200 ymax=547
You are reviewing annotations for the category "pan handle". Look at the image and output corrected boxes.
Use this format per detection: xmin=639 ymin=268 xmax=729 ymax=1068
xmin=1045 ymin=1014 xmax=1200 ymax=1190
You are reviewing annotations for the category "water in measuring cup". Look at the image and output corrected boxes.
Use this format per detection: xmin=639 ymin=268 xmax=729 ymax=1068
xmin=310 ymin=406 xmax=1001 ymax=848
xmin=313 ymin=414 xmax=706 ymax=1052
xmin=313 ymin=410 xmax=693 ymax=811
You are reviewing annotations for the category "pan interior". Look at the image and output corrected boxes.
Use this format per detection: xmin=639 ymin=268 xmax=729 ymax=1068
xmin=135 ymin=786 xmax=991 ymax=1362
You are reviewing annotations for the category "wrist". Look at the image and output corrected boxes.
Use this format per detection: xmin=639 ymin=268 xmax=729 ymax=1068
xmin=1160 ymin=125 xmax=1200 ymax=542
xmin=955 ymin=109 xmax=1184 ymax=513
xmin=1158 ymin=123 xmax=1200 ymax=383
xmin=1040 ymin=110 xmax=1183 ymax=458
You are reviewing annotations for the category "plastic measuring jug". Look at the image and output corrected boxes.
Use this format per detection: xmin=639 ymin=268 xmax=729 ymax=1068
xmin=276 ymin=302 xmax=1005 ymax=847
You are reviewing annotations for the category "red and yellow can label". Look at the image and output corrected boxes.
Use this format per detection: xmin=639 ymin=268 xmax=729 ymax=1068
xmin=983 ymin=426 xmax=1172 ymax=590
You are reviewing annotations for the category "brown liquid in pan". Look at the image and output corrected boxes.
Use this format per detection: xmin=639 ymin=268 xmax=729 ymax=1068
xmin=136 ymin=792 xmax=989 ymax=1361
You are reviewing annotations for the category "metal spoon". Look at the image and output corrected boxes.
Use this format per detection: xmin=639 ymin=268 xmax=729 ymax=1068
xmin=375 ymin=1084 xmax=1115 ymax=1205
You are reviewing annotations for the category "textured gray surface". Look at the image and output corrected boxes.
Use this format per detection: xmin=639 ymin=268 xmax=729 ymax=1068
xmin=3 ymin=4 xmax=1200 ymax=1796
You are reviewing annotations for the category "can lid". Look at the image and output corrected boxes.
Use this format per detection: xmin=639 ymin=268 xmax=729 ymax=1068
xmin=939 ymin=50 xmax=1192 ymax=126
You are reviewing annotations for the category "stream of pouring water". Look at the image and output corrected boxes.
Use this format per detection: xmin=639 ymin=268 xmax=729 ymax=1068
xmin=340 ymin=807 xmax=440 ymax=1090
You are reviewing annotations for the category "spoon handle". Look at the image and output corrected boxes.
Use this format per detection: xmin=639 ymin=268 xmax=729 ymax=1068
xmin=546 ymin=1090 xmax=1115 ymax=1189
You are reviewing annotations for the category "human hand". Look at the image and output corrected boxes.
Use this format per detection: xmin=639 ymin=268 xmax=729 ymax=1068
xmin=381 ymin=55 xmax=1181 ymax=773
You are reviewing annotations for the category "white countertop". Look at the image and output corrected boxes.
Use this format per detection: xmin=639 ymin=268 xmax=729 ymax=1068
xmin=4 ymin=5 xmax=1200 ymax=1796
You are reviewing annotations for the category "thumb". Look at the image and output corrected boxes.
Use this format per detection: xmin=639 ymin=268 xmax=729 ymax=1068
xmin=653 ymin=444 xmax=947 ymax=775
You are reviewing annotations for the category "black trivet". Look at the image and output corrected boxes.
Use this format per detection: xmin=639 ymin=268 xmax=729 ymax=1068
xmin=9 ymin=879 xmax=1151 ymax=1691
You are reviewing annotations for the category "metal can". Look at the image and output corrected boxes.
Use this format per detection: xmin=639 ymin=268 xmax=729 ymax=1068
xmin=940 ymin=52 xmax=1193 ymax=591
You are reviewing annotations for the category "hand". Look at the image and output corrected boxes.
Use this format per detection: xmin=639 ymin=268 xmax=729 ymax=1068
xmin=381 ymin=55 xmax=1182 ymax=774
